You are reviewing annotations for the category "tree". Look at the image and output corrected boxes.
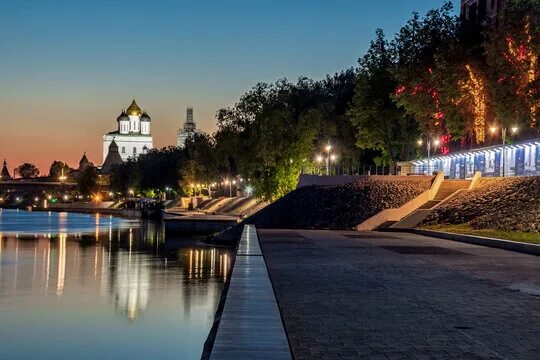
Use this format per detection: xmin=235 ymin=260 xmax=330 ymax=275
xmin=485 ymin=0 xmax=540 ymax=131
xmin=184 ymin=133 xmax=219 ymax=186
xmin=348 ymin=29 xmax=417 ymax=164
xmin=109 ymin=147 xmax=189 ymax=196
xmin=48 ymin=161 xmax=71 ymax=178
xmin=76 ymin=166 xmax=98 ymax=197
xmin=392 ymin=2 xmax=459 ymax=153
xmin=214 ymin=71 xmax=371 ymax=199
xmin=15 ymin=163 xmax=40 ymax=179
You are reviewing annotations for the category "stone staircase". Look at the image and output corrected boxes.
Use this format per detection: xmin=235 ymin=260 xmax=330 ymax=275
xmin=388 ymin=179 xmax=471 ymax=229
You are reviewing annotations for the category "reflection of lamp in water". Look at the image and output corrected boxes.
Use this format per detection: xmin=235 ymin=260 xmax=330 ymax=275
xmin=56 ymin=234 xmax=66 ymax=295
xmin=112 ymin=250 xmax=150 ymax=321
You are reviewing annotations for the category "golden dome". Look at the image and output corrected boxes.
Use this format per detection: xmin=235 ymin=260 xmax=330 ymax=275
xmin=126 ymin=99 xmax=142 ymax=116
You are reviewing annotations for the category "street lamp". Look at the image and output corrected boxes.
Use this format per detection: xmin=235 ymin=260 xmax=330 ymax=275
xmin=59 ymin=168 xmax=67 ymax=183
xmin=418 ymin=132 xmax=441 ymax=174
xmin=316 ymin=144 xmax=338 ymax=175
xmin=490 ymin=125 xmax=518 ymax=177
xmin=324 ymin=144 xmax=332 ymax=175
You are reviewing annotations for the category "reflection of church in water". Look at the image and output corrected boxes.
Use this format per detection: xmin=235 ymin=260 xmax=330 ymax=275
xmin=0 ymin=223 xmax=232 ymax=322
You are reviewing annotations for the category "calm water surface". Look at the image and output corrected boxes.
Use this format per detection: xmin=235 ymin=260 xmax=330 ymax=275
xmin=0 ymin=209 xmax=232 ymax=360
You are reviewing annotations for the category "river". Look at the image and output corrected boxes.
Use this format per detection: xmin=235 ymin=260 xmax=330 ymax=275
xmin=0 ymin=209 xmax=232 ymax=360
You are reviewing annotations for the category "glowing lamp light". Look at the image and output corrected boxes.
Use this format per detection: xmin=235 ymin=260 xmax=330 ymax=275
xmin=330 ymin=154 xmax=337 ymax=162
xmin=434 ymin=139 xmax=441 ymax=146
xmin=417 ymin=140 xmax=423 ymax=146
xmin=325 ymin=145 xmax=332 ymax=152
xmin=511 ymin=126 xmax=518 ymax=134
xmin=490 ymin=126 xmax=497 ymax=134
xmin=315 ymin=155 xmax=323 ymax=163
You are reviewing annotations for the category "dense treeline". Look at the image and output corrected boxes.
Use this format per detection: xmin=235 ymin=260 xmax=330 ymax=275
xmin=110 ymin=0 xmax=540 ymax=200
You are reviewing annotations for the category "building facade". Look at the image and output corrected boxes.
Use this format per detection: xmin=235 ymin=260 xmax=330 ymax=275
xmin=103 ymin=100 xmax=153 ymax=163
xmin=461 ymin=0 xmax=505 ymax=26
xmin=176 ymin=107 xmax=200 ymax=148
xmin=409 ymin=138 xmax=540 ymax=178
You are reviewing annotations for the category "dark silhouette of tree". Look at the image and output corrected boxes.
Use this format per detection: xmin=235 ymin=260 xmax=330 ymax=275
xmin=15 ymin=163 xmax=40 ymax=179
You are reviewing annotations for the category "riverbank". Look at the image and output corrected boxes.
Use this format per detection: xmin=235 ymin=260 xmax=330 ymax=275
xmin=33 ymin=206 xmax=149 ymax=219
xmin=424 ymin=176 xmax=540 ymax=232
xmin=246 ymin=177 xmax=433 ymax=229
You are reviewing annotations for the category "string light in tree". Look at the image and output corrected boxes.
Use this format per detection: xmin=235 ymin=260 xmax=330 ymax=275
xmin=458 ymin=65 xmax=487 ymax=144
xmin=503 ymin=18 xmax=539 ymax=127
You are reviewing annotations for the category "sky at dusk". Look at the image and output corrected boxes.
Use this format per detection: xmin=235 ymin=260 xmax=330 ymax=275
xmin=0 ymin=0 xmax=459 ymax=173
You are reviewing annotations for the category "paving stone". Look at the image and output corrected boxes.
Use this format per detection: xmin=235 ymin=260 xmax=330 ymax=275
xmin=259 ymin=229 xmax=540 ymax=360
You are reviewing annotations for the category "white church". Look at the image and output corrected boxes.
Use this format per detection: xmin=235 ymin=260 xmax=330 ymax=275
xmin=103 ymin=99 xmax=153 ymax=163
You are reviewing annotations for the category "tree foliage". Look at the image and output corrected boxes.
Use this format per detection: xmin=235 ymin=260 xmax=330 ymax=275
xmin=348 ymin=29 xmax=417 ymax=164
xmin=215 ymin=73 xmax=360 ymax=199
xmin=76 ymin=166 xmax=98 ymax=196
xmin=15 ymin=163 xmax=40 ymax=179
xmin=48 ymin=161 xmax=72 ymax=178
xmin=485 ymin=0 xmax=540 ymax=130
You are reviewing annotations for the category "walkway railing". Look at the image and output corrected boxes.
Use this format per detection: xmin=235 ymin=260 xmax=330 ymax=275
xmin=302 ymin=164 xmax=399 ymax=176
xmin=209 ymin=225 xmax=292 ymax=360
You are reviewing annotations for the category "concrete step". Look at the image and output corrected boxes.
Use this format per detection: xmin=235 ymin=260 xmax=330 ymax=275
xmin=390 ymin=209 xmax=432 ymax=229
xmin=417 ymin=200 xmax=440 ymax=209
xmin=374 ymin=221 xmax=397 ymax=230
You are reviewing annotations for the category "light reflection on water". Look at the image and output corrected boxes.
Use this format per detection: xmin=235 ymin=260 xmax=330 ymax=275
xmin=0 ymin=210 xmax=232 ymax=360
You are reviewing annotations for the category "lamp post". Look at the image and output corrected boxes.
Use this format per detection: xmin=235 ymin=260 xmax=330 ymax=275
xmin=324 ymin=144 xmax=331 ymax=175
xmin=316 ymin=144 xmax=338 ymax=176
xmin=224 ymin=180 xmax=232 ymax=197
xmin=418 ymin=133 xmax=440 ymax=174
xmin=490 ymin=125 xmax=518 ymax=177
xmin=315 ymin=155 xmax=323 ymax=175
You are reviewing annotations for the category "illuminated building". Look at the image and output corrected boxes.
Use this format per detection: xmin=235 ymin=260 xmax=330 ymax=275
xmin=103 ymin=99 xmax=153 ymax=163
xmin=461 ymin=0 xmax=505 ymax=26
xmin=409 ymin=138 xmax=540 ymax=178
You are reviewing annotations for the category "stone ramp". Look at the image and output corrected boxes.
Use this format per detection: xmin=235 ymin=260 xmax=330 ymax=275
xmin=209 ymin=225 xmax=292 ymax=360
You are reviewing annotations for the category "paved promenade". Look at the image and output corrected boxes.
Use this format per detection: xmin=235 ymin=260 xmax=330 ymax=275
xmin=258 ymin=230 xmax=540 ymax=360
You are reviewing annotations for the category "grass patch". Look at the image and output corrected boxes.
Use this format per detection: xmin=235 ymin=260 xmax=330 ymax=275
xmin=421 ymin=223 xmax=540 ymax=245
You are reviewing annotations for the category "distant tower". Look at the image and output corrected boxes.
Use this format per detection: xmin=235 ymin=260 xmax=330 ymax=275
xmin=177 ymin=107 xmax=201 ymax=148
xmin=1 ymin=159 xmax=12 ymax=180
xmin=78 ymin=152 xmax=93 ymax=171
xmin=102 ymin=139 xmax=124 ymax=173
